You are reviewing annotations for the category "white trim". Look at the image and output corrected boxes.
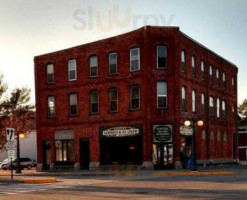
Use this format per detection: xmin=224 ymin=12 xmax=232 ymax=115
xmin=68 ymin=59 xmax=77 ymax=81
xmin=108 ymin=52 xmax=118 ymax=75
xmin=238 ymin=146 xmax=247 ymax=149
xmin=130 ymin=47 xmax=140 ymax=72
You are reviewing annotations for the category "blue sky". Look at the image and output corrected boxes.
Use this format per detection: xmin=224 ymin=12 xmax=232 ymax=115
xmin=0 ymin=0 xmax=246 ymax=104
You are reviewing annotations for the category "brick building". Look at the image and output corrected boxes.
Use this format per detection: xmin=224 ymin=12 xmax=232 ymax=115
xmin=34 ymin=26 xmax=238 ymax=170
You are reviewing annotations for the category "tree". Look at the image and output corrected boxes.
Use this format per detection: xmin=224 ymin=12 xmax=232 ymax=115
xmin=238 ymin=99 xmax=247 ymax=121
xmin=0 ymin=74 xmax=34 ymax=150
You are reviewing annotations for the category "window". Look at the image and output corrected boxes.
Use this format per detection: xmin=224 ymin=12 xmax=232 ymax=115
xmin=47 ymin=63 xmax=54 ymax=83
xmin=217 ymin=131 xmax=221 ymax=141
xmin=191 ymin=56 xmax=196 ymax=78
xmin=90 ymin=56 xmax=98 ymax=77
xmin=210 ymin=131 xmax=214 ymax=140
xmin=55 ymin=140 xmax=75 ymax=162
xmin=181 ymin=86 xmax=187 ymax=111
xmin=47 ymin=96 xmax=55 ymax=117
xmin=90 ymin=90 xmax=99 ymax=114
xmin=209 ymin=96 xmax=214 ymax=117
xmin=201 ymin=61 xmax=205 ymax=81
xmin=232 ymin=104 xmax=236 ymax=120
xmin=68 ymin=60 xmax=77 ymax=81
xmin=69 ymin=93 xmax=78 ymax=116
xmin=157 ymin=46 xmax=167 ymax=69
xmin=232 ymin=77 xmax=236 ymax=92
xmin=192 ymin=90 xmax=196 ymax=112
xmin=130 ymin=85 xmax=140 ymax=110
xmin=216 ymin=98 xmax=220 ymax=118
xmin=222 ymin=72 xmax=226 ymax=88
xmin=130 ymin=48 xmax=140 ymax=71
xmin=181 ymin=50 xmax=186 ymax=73
xmin=109 ymin=88 xmax=118 ymax=112
xmin=109 ymin=52 xmax=117 ymax=74
xmin=223 ymin=132 xmax=227 ymax=141
xmin=222 ymin=100 xmax=226 ymax=119
xmin=201 ymin=93 xmax=206 ymax=114
xmin=209 ymin=65 xmax=213 ymax=83
xmin=157 ymin=81 xmax=167 ymax=108
xmin=216 ymin=69 xmax=219 ymax=80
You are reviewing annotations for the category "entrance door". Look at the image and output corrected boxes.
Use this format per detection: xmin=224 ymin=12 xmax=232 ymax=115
xmin=80 ymin=138 xmax=90 ymax=170
xmin=153 ymin=143 xmax=173 ymax=169
xmin=42 ymin=139 xmax=50 ymax=170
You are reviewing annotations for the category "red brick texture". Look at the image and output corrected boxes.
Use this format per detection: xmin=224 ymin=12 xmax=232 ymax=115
xmin=34 ymin=26 xmax=238 ymax=168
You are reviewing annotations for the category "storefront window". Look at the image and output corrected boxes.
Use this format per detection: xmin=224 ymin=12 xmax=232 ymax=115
xmin=55 ymin=140 xmax=75 ymax=163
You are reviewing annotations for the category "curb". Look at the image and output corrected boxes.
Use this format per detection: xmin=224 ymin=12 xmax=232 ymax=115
xmin=21 ymin=178 xmax=57 ymax=184
xmin=153 ymin=171 xmax=235 ymax=176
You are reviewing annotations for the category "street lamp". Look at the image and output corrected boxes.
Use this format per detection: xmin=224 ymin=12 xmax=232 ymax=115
xmin=184 ymin=119 xmax=203 ymax=171
xmin=16 ymin=133 xmax=25 ymax=174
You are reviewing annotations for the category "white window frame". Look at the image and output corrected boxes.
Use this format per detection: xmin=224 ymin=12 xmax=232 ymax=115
xmin=217 ymin=98 xmax=220 ymax=118
xmin=68 ymin=59 xmax=77 ymax=81
xmin=48 ymin=95 xmax=55 ymax=117
xmin=47 ymin=63 xmax=54 ymax=83
xmin=181 ymin=50 xmax=185 ymax=63
xmin=109 ymin=52 xmax=118 ymax=75
xmin=157 ymin=81 xmax=167 ymax=109
xmin=192 ymin=90 xmax=196 ymax=112
xmin=130 ymin=85 xmax=140 ymax=110
xmin=156 ymin=45 xmax=167 ymax=69
xmin=130 ymin=47 xmax=140 ymax=72
xmin=90 ymin=56 xmax=98 ymax=78
xmin=69 ymin=93 xmax=78 ymax=116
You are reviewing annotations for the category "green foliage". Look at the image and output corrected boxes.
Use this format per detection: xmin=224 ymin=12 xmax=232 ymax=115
xmin=238 ymin=99 xmax=247 ymax=120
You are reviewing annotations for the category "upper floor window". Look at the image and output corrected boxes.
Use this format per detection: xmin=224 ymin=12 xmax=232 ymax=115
xmin=90 ymin=56 xmax=98 ymax=78
xmin=181 ymin=86 xmax=187 ymax=111
xmin=130 ymin=48 xmax=140 ymax=72
xmin=216 ymin=98 xmax=220 ymax=118
xmin=109 ymin=88 xmax=118 ymax=112
xmin=216 ymin=68 xmax=219 ymax=80
xmin=209 ymin=96 xmax=214 ymax=117
xmin=47 ymin=64 xmax=54 ymax=83
xmin=209 ymin=65 xmax=213 ymax=83
xmin=191 ymin=56 xmax=196 ymax=78
xmin=157 ymin=45 xmax=167 ymax=69
xmin=222 ymin=72 xmax=226 ymax=88
xmin=69 ymin=93 xmax=78 ymax=116
xmin=109 ymin=52 xmax=117 ymax=75
xmin=181 ymin=50 xmax=186 ymax=73
xmin=222 ymin=100 xmax=226 ymax=119
xmin=68 ymin=59 xmax=77 ymax=81
xmin=90 ymin=90 xmax=99 ymax=114
xmin=157 ymin=81 xmax=167 ymax=109
xmin=130 ymin=85 xmax=140 ymax=110
xmin=192 ymin=90 xmax=196 ymax=113
xmin=232 ymin=104 xmax=236 ymax=120
xmin=201 ymin=61 xmax=205 ymax=81
xmin=201 ymin=93 xmax=206 ymax=114
xmin=47 ymin=95 xmax=55 ymax=117
xmin=232 ymin=76 xmax=236 ymax=92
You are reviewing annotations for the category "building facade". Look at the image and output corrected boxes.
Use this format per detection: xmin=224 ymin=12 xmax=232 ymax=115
xmin=34 ymin=26 xmax=238 ymax=170
xmin=238 ymin=121 xmax=247 ymax=162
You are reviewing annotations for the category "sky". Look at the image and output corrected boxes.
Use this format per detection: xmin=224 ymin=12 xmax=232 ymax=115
xmin=0 ymin=0 xmax=246 ymax=104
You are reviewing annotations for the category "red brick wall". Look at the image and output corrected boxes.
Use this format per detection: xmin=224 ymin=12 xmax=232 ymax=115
xmin=35 ymin=26 xmax=238 ymax=166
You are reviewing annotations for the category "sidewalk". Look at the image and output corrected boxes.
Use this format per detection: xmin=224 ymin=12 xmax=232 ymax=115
xmin=0 ymin=164 xmax=246 ymax=184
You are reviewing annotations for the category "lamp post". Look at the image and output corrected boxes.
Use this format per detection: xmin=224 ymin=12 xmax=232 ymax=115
xmin=184 ymin=119 xmax=203 ymax=171
xmin=16 ymin=133 xmax=25 ymax=174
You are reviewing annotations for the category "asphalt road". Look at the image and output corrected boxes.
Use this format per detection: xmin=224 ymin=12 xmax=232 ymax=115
xmin=0 ymin=170 xmax=247 ymax=199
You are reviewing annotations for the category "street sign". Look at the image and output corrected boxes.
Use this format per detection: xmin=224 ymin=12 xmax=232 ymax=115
xmin=180 ymin=126 xmax=193 ymax=136
xmin=6 ymin=141 xmax=15 ymax=151
xmin=8 ymin=150 xmax=16 ymax=160
xmin=6 ymin=128 xmax=15 ymax=142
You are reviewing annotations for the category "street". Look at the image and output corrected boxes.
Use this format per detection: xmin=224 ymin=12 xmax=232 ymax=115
xmin=0 ymin=169 xmax=247 ymax=199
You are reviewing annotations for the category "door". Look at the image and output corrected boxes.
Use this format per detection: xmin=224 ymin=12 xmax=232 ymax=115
xmin=42 ymin=139 xmax=50 ymax=170
xmin=80 ymin=138 xmax=90 ymax=170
